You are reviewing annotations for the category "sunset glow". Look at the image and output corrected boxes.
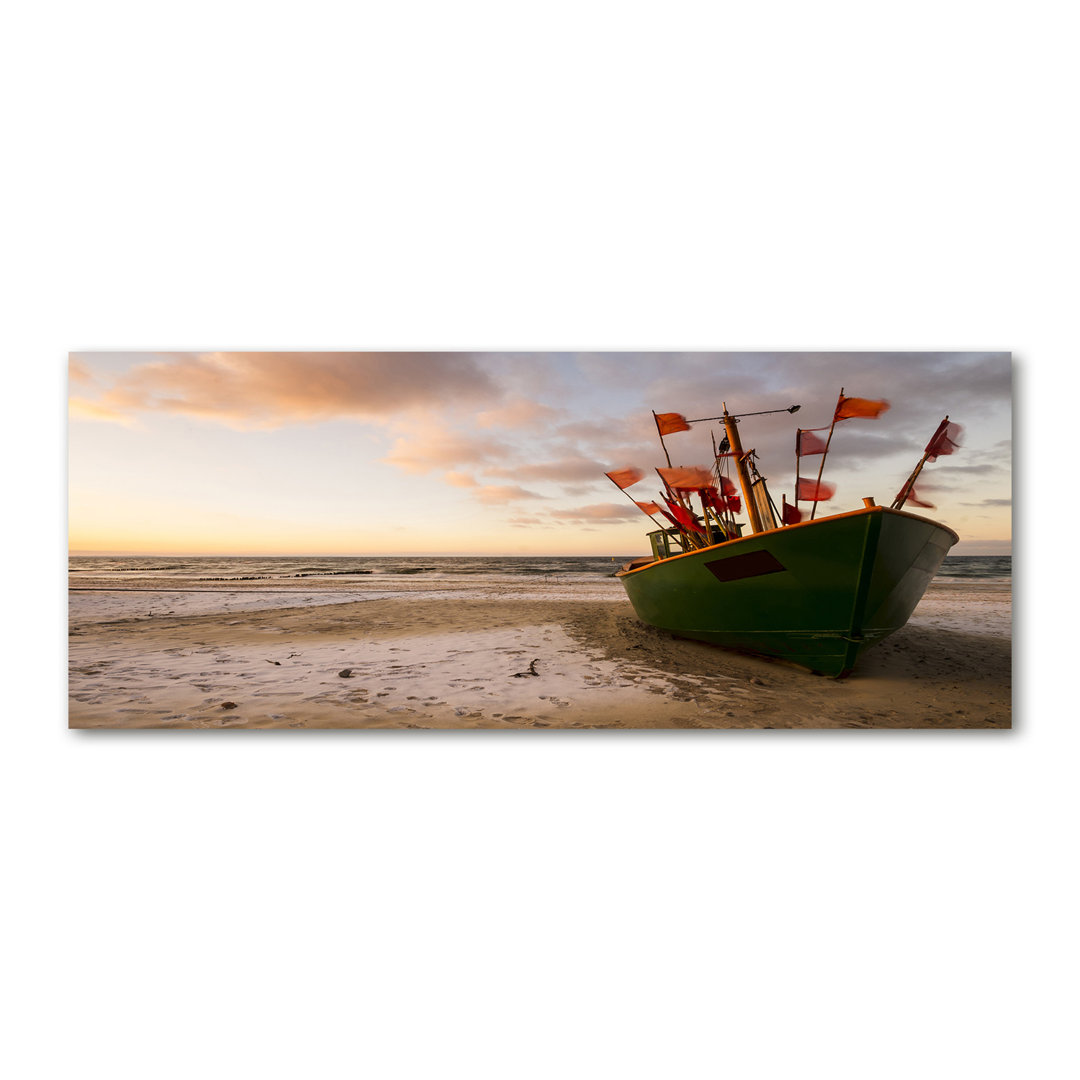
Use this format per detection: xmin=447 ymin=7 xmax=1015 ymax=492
xmin=68 ymin=352 xmax=1012 ymax=556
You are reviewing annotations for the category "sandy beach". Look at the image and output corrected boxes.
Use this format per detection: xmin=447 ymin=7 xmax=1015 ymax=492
xmin=68 ymin=577 xmax=1011 ymax=729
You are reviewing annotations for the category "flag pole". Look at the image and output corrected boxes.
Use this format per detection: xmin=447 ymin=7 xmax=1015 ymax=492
xmin=892 ymin=415 xmax=948 ymax=509
xmin=652 ymin=412 xmax=701 ymax=537
xmin=809 ymin=387 xmax=844 ymax=521
xmin=794 ymin=428 xmax=802 ymax=518
xmin=652 ymin=449 xmax=701 ymax=545
xmin=655 ymin=470 xmax=704 ymax=550
xmin=652 ymin=411 xmax=674 ymax=468
xmin=604 ymin=473 xmax=664 ymax=526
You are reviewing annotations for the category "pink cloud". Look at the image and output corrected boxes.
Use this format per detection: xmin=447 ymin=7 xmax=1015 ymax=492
xmin=383 ymin=425 xmax=513 ymax=474
xmin=443 ymin=471 xmax=478 ymax=488
xmin=72 ymin=352 xmax=500 ymax=429
xmin=69 ymin=397 xmax=135 ymax=426
xmin=68 ymin=357 xmax=93 ymax=386
xmin=548 ymin=503 xmax=642 ymax=523
xmin=473 ymin=485 xmax=545 ymax=505
xmin=474 ymin=397 xmax=563 ymax=430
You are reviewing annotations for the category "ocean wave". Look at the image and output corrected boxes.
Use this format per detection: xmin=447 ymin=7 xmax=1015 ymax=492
xmin=69 ymin=553 xmax=1005 ymax=585
xmin=292 ymin=569 xmax=373 ymax=577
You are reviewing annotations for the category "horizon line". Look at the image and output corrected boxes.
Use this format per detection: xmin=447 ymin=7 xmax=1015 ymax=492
xmin=69 ymin=546 xmax=1013 ymax=558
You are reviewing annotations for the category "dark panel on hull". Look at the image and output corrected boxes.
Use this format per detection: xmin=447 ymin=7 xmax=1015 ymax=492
xmin=704 ymin=549 xmax=786 ymax=583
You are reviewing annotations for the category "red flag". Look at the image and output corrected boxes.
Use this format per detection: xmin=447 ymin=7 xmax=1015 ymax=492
xmin=925 ymin=419 xmax=962 ymax=462
xmin=796 ymin=477 xmax=836 ymax=502
xmin=634 ymin=500 xmax=662 ymax=516
xmin=657 ymin=465 xmax=715 ymax=490
xmin=703 ymin=489 xmax=741 ymax=515
xmin=663 ymin=497 xmax=705 ymax=534
xmin=834 ymin=396 xmax=890 ymax=421
xmin=796 ymin=428 xmax=828 ymax=457
xmin=718 ymin=475 xmax=739 ymax=498
xmin=655 ymin=412 xmax=691 ymax=435
xmin=903 ymin=485 xmax=936 ymax=509
xmin=605 ymin=467 xmax=644 ymax=489
xmin=782 ymin=497 xmax=803 ymax=524
xmin=702 ymin=489 xmax=724 ymax=512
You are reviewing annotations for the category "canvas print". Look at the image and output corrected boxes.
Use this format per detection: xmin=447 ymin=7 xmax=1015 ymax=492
xmin=68 ymin=352 xmax=1012 ymax=729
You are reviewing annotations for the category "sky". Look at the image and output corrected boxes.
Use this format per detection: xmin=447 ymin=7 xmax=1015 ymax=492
xmin=68 ymin=351 xmax=1012 ymax=556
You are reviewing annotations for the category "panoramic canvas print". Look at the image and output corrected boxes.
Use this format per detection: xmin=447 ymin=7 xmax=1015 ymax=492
xmin=68 ymin=351 xmax=1012 ymax=729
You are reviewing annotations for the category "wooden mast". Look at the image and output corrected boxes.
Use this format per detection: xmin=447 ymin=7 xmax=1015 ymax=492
xmin=722 ymin=403 xmax=764 ymax=535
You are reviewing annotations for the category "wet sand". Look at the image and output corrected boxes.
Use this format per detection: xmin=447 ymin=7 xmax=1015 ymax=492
xmin=68 ymin=580 xmax=1011 ymax=729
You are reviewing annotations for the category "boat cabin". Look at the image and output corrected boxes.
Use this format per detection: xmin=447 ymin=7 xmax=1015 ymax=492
xmin=647 ymin=522 xmax=744 ymax=560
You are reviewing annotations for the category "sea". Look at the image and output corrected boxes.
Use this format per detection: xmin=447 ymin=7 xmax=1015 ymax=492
xmin=67 ymin=553 xmax=1012 ymax=585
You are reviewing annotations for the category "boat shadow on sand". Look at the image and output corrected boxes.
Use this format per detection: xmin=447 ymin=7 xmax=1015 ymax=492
xmin=565 ymin=605 xmax=1011 ymax=729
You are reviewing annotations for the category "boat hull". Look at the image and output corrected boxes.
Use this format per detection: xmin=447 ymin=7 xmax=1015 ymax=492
xmin=616 ymin=506 xmax=957 ymax=676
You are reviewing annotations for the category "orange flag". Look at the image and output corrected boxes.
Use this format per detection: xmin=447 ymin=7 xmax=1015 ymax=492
xmin=834 ymin=396 xmax=890 ymax=421
xmin=657 ymin=465 xmax=715 ymax=490
xmin=635 ymin=500 xmax=662 ymax=515
xmin=797 ymin=477 xmax=836 ymax=502
xmin=605 ymin=467 xmax=644 ymax=489
xmin=654 ymin=412 xmax=691 ymax=435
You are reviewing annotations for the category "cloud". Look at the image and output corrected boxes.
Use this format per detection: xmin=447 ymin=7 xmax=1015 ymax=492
xmin=382 ymin=425 xmax=513 ymax=474
xmin=443 ymin=471 xmax=477 ymax=488
xmin=548 ymin=503 xmax=641 ymax=523
xmin=473 ymin=484 xmax=545 ymax=505
xmin=930 ymin=462 xmax=1006 ymax=477
xmin=640 ymin=351 xmax=1011 ymax=453
xmin=68 ymin=357 xmax=93 ymax=386
xmin=69 ymin=397 xmax=136 ymax=426
xmin=474 ymin=397 xmax=563 ymax=430
xmin=483 ymin=455 xmax=608 ymax=484
xmin=507 ymin=514 xmax=552 ymax=528
xmin=73 ymin=352 xmax=501 ymax=429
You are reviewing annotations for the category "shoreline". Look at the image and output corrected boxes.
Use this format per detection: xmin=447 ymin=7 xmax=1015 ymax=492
xmin=69 ymin=581 xmax=1012 ymax=730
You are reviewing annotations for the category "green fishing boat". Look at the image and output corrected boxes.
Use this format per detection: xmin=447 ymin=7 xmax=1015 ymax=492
xmin=608 ymin=395 xmax=961 ymax=676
